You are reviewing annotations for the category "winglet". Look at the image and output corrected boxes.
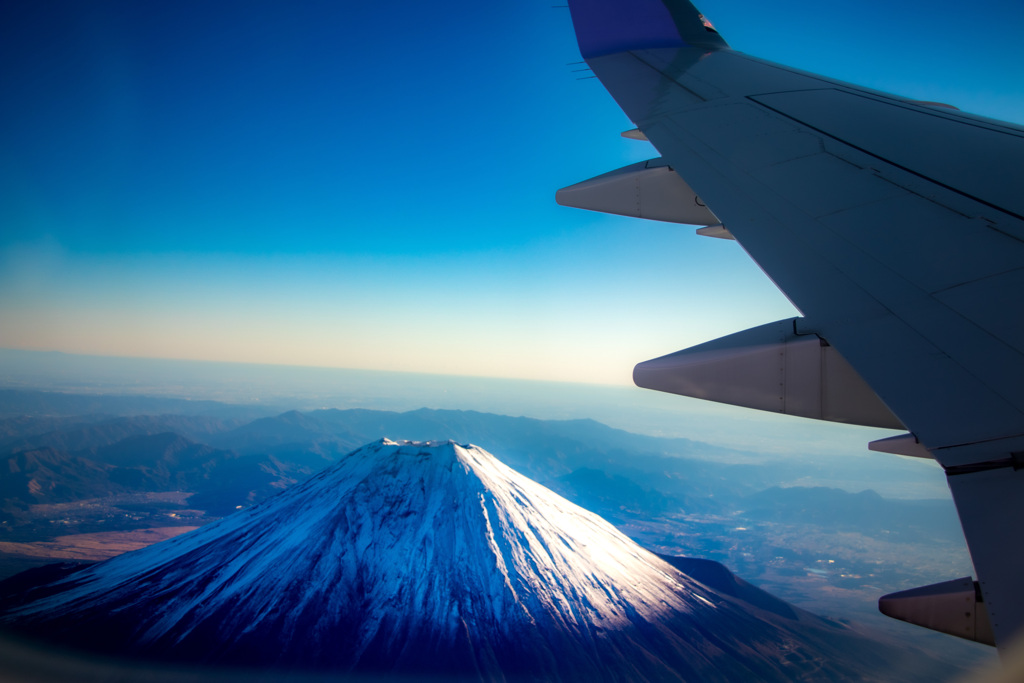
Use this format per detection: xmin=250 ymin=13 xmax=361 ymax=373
xmin=567 ymin=0 xmax=729 ymax=59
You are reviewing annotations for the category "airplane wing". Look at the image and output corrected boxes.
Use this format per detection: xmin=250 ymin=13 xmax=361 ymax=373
xmin=559 ymin=0 xmax=1024 ymax=649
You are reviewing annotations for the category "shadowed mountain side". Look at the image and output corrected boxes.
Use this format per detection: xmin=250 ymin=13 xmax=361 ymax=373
xmin=0 ymin=416 xmax=97 ymax=445
xmin=0 ymin=440 xmax=951 ymax=682
xmin=1 ymin=434 xmax=307 ymax=524
xmin=658 ymin=555 xmax=799 ymax=620
xmin=0 ymin=563 xmax=94 ymax=612
xmin=1 ymin=450 xmax=115 ymax=506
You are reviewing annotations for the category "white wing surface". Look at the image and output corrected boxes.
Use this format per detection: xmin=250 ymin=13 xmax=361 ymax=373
xmin=560 ymin=0 xmax=1024 ymax=649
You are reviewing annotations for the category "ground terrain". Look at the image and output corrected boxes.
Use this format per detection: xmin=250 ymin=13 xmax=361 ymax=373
xmin=0 ymin=389 xmax=997 ymax=675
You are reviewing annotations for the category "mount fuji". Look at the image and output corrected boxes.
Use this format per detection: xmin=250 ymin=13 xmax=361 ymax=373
xmin=1 ymin=439 xmax=937 ymax=681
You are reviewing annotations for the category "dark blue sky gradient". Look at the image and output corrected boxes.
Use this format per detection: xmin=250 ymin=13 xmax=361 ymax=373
xmin=1 ymin=0 xmax=1021 ymax=382
xmin=2 ymin=1 xmax=581 ymax=255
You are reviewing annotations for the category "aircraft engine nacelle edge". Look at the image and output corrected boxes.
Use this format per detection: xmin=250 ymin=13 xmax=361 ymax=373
xmin=879 ymin=577 xmax=995 ymax=646
xmin=634 ymin=318 xmax=905 ymax=430
xmin=555 ymin=157 xmax=720 ymax=226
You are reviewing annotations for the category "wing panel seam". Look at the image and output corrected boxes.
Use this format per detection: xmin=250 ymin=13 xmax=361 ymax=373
xmin=747 ymin=95 xmax=1024 ymax=223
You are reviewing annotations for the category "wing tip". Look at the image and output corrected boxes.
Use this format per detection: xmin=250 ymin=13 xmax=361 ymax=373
xmin=567 ymin=0 xmax=728 ymax=59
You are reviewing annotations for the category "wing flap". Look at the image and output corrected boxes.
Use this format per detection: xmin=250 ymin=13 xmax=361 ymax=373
xmin=879 ymin=577 xmax=995 ymax=646
xmin=556 ymin=157 xmax=719 ymax=225
xmin=634 ymin=318 xmax=903 ymax=429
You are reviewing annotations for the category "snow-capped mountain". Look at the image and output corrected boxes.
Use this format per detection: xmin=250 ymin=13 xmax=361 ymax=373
xmin=0 ymin=439 xmax=931 ymax=681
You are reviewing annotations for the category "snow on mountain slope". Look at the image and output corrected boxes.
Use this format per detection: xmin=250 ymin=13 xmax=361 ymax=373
xmin=0 ymin=440 xmax=935 ymax=681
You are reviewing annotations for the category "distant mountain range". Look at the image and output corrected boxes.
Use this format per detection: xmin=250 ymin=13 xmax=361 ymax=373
xmin=0 ymin=390 xmax=963 ymax=545
xmin=0 ymin=440 xmax=945 ymax=681
xmin=1 ymin=433 xmax=301 ymax=520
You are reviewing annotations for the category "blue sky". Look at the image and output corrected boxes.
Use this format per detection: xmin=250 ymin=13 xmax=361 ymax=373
xmin=2 ymin=0 xmax=1022 ymax=385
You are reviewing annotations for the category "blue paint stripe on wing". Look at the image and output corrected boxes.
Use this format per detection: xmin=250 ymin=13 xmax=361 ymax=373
xmin=567 ymin=0 xmax=728 ymax=59
xmin=568 ymin=0 xmax=684 ymax=59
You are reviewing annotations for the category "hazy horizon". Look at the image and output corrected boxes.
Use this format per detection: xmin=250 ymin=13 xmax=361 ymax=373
xmin=0 ymin=347 xmax=950 ymax=500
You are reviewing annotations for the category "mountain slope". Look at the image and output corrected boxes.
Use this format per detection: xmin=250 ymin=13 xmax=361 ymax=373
xmin=1 ymin=440 xmax=942 ymax=681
